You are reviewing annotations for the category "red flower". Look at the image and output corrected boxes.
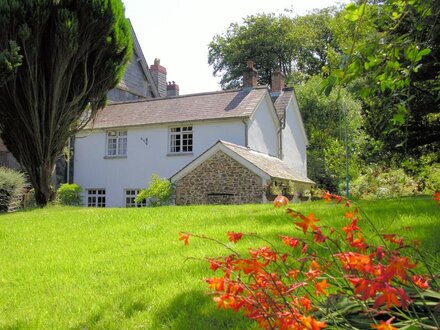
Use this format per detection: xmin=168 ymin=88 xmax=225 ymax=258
xmin=207 ymin=258 xmax=222 ymax=271
xmin=383 ymin=234 xmax=404 ymax=247
xmin=433 ymin=192 xmax=440 ymax=205
xmin=373 ymin=284 xmax=401 ymax=308
xmin=279 ymin=235 xmax=300 ymax=248
xmin=411 ymin=274 xmax=430 ymax=290
xmin=371 ymin=317 xmax=398 ymax=330
xmin=273 ymin=195 xmax=289 ymax=207
xmin=376 ymin=246 xmax=384 ymax=261
xmin=227 ymin=231 xmax=243 ymax=243
xmin=380 ymin=255 xmax=416 ymax=281
xmin=322 ymin=191 xmax=332 ymax=202
xmin=178 ymin=232 xmax=190 ymax=246
xmin=313 ymin=227 xmax=327 ymax=243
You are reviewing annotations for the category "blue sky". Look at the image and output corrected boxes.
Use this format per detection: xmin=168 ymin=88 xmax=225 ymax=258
xmin=123 ymin=0 xmax=348 ymax=95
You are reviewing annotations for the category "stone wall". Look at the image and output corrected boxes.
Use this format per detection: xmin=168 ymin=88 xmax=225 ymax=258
xmin=175 ymin=151 xmax=263 ymax=205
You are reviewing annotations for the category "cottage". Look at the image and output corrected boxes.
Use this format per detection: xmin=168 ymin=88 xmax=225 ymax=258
xmin=74 ymin=62 xmax=314 ymax=206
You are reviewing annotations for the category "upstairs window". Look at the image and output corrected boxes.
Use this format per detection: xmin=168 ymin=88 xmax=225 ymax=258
xmin=107 ymin=130 xmax=127 ymax=157
xmin=169 ymin=126 xmax=192 ymax=153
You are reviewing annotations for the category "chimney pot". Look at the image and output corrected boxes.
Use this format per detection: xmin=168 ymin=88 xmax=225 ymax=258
xmin=271 ymin=67 xmax=285 ymax=93
xmin=150 ymin=58 xmax=167 ymax=97
xmin=243 ymin=60 xmax=258 ymax=89
xmin=167 ymin=81 xmax=180 ymax=97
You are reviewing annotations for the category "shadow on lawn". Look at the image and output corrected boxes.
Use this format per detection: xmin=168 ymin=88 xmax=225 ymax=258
xmin=153 ymin=290 xmax=250 ymax=330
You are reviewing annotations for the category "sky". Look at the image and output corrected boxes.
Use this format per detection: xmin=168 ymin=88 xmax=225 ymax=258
xmin=123 ymin=0 xmax=348 ymax=95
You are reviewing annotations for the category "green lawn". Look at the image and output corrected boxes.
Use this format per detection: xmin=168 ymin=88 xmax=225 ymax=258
xmin=0 ymin=197 xmax=438 ymax=329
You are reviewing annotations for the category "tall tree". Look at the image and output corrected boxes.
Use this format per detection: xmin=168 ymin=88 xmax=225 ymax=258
xmin=208 ymin=13 xmax=297 ymax=89
xmin=209 ymin=9 xmax=345 ymax=88
xmin=322 ymin=0 xmax=439 ymax=162
xmin=0 ymin=0 xmax=132 ymax=207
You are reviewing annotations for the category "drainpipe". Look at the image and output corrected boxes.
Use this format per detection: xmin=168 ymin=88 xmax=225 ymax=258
xmin=277 ymin=107 xmax=287 ymax=159
xmin=242 ymin=119 xmax=249 ymax=147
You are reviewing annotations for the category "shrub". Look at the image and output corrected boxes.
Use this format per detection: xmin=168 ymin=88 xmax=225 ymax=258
xmin=180 ymin=193 xmax=440 ymax=329
xmin=350 ymin=166 xmax=418 ymax=199
xmin=0 ymin=166 xmax=26 ymax=212
xmin=135 ymin=174 xmax=173 ymax=206
xmin=56 ymin=183 xmax=83 ymax=206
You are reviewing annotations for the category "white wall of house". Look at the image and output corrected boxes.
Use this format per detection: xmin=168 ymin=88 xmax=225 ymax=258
xmin=247 ymin=95 xmax=279 ymax=157
xmin=74 ymin=119 xmax=245 ymax=207
xmin=281 ymin=95 xmax=308 ymax=175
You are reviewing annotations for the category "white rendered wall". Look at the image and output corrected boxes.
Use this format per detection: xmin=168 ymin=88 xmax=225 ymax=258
xmin=281 ymin=96 xmax=308 ymax=175
xmin=247 ymin=96 xmax=279 ymax=157
xmin=74 ymin=120 xmax=245 ymax=207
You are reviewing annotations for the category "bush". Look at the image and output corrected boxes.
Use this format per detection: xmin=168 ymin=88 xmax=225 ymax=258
xmin=56 ymin=183 xmax=83 ymax=206
xmin=135 ymin=174 xmax=174 ymax=206
xmin=0 ymin=167 xmax=26 ymax=212
xmin=350 ymin=166 xmax=418 ymax=199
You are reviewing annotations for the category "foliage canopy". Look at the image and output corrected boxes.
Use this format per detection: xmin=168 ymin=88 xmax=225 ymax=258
xmin=0 ymin=0 xmax=132 ymax=207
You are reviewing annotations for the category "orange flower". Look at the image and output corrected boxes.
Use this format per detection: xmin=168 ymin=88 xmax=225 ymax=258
xmin=279 ymin=235 xmax=300 ymax=248
xmin=178 ymin=232 xmax=190 ymax=246
xmin=433 ymin=192 xmax=440 ymax=205
xmin=273 ymin=195 xmax=289 ymax=207
xmin=383 ymin=234 xmax=404 ymax=247
xmin=411 ymin=274 xmax=430 ymax=290
xmin=300 ymin=315 xmax=326 ymax=330
xmin=314 ymin=279 xmax=330 ymax=296
xmin=371 ymin=317 xmax=397 ymax=330
xmin=295 ymin=213 xmax=320 ymax=234
xmin=206 ymin=277 xmax=225 ymax=291
xmin=336 ymin=252 xmax=373 ymax=273
xmin=322 ymin=191 xmax=332 ymax=202
xmin=288 ymin=269 xmax=299 ymax=279
xmin=227 ymin=231 xmax=243 ymax=243
xmin=213 ymin=294 xmax=242 ymax=311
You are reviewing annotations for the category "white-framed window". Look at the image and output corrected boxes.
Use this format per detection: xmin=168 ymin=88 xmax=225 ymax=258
xmin=87 ymin=189 xmax=106 ymax=207
xmin=106 ymin=130 xmax=127 ymax=156
xmin=169 ymin=126 xmax=193 ymax=153
xmin=125 ymin=189 xmax=147 ymax=207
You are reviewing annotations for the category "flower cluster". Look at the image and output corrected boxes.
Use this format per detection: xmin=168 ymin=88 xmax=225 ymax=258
xmin=179 ymin=193 xmax=440 ymax=329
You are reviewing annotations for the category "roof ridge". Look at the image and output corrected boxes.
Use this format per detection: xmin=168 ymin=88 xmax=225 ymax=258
xmin=106 ymin=86 xmax=268 ymax=107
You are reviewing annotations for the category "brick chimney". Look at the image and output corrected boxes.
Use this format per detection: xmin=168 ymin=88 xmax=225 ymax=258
xmin=150 ymin=58 xmax=167 ymax=97
xmin=243 ymin=60 xmax=258 ymax=89
xmin=167 ymin=81 xmax=180 ymax=97
xmin=271 ymin=67 xmax=285 ymax=93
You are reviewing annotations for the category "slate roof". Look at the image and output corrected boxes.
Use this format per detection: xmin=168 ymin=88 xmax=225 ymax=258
xmin=272 ymin=88 xmax=294 ymax=120
xmin=220 ymin=141 xmax=314 ymax=184
xmin=88 ymin=87 xmax=268 ymax=129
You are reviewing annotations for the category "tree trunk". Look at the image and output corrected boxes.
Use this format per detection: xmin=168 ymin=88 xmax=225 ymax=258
xmin=32 ymin=164 xmax=54 ymax=208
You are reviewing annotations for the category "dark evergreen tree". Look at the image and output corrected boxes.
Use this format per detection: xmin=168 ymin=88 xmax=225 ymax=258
xmin=0 ymin=0 xmax=132 ymax=206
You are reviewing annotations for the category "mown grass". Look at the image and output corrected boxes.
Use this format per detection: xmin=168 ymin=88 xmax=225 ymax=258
xmin=0 ymin=196 xmax=438 ymax=329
